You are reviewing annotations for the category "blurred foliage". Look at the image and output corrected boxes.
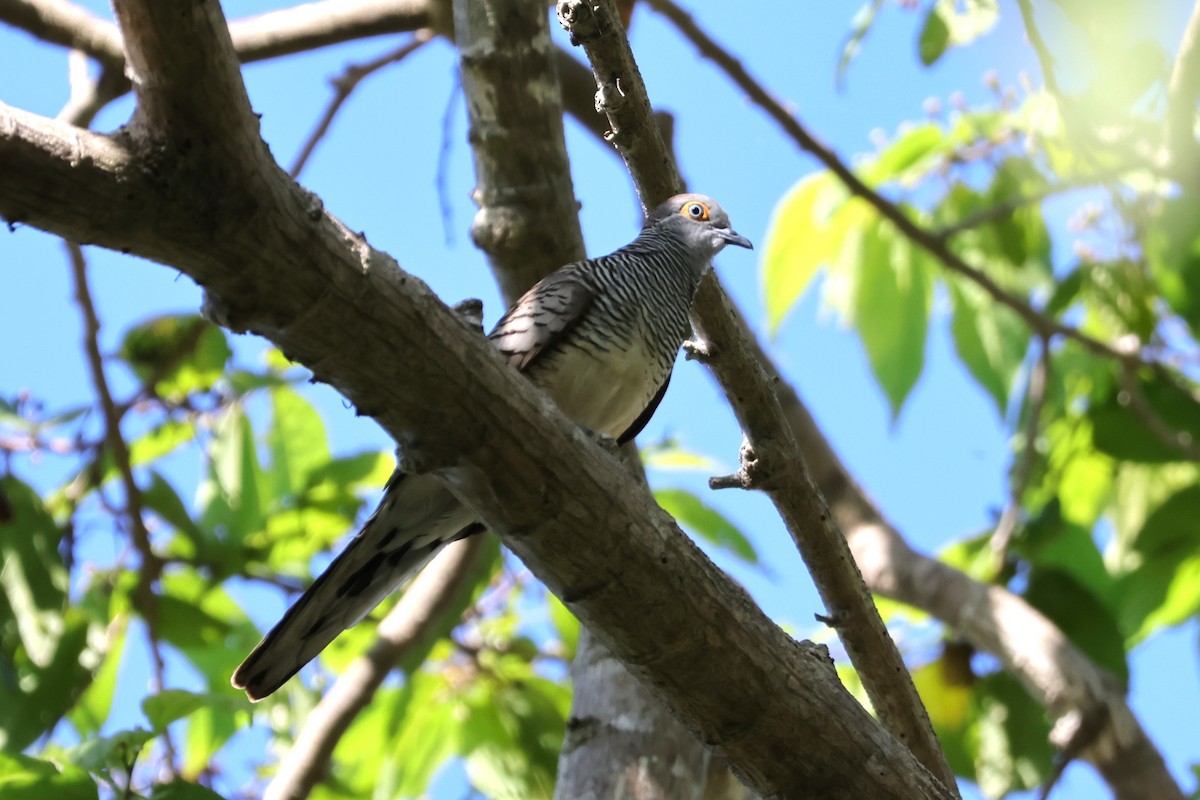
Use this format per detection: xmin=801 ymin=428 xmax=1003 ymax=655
xmin=4 ymin=0 xmax=1200 ymax=798
xmin=761 ymin=0 xmax=1200 ymax=795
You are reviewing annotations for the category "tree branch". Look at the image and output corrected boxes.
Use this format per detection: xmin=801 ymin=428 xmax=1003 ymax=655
xmin=1 ymin=73 xmax=951 ymax=800
xmin=0 ymin=0 xmax=436 ymax=67
xmin=644 ymin=0 xmax=1142 ymax=368
xmin=554 ymin=0 xmax=956 ymax=790
xmin=452 ymin=3 xmax=715 ymax=796
xmin=289 ymin=31 xmax=433 ymax=179
xmin=66 ymin=240 xmax=174 ymax=775
xmin=264 ymin=538 xmax=489 ymax=800
xmin=551 ymin=2 xmax=1184 ymax=796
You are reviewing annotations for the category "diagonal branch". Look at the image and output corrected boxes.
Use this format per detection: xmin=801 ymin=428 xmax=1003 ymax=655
xmin=66 ymin=240 xmax=174 ymax=775
xmin=645 ymin=0 xmax=1141 ymax=368
xmin=1 ymin=80 xmax=952 ymax=800
xmin=554 ymin=0 xmax=957 ymax=790
xmin=552 ymin=2 xmax=1184 ymax=798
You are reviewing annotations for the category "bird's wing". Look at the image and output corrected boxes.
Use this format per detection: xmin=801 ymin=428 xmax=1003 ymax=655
xmin=487 ymin=266 xmax=595 ymax=372
xmin=231 ymin=470 xmax=480 ymax=701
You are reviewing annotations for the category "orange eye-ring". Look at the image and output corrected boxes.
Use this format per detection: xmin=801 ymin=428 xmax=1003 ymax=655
xmin=681 ymin=201 xmax=710 ymax=222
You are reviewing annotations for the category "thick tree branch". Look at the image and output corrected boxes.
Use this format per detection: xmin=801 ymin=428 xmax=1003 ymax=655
xmin=264 ymin=538 xmax=490 ymax=800
xmin=0 ymin=0 xmax=123 ymax=61
xmin=228 ymin=0 xmax=436 ymax=62
xmin=454 ymin=0 xmax=584 ymax=299
xmin=0 ymin=82 xmax=952 ymax=800
xmin=555 ymin=0 xmax=956 ymax=790
xmin=0 ymin=0 xmax=436 ymax=66
xmin=453 ymin=3 xmax=716 ymax=796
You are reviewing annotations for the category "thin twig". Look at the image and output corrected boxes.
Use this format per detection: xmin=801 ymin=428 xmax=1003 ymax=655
xmin=65 ymin=241 xmax=176 ymax=775
xmin=289 ymin=31 xmax=432 ymax=179
xmin=932 ymin=170 xmax=1132 ymax=242
xmin=436 ymin=75 xmax=461 ymax=246
xmin=991 ymin=337 xmax=1050 ymax=569
xmin=645 ymin=0 xmax=1141 ymax=368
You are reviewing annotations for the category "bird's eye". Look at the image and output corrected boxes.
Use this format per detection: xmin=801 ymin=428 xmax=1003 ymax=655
xmin=681 ymin=201 xmax=710 ymax=222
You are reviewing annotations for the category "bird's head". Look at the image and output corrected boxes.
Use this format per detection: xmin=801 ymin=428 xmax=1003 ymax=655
xmin=647 ymin=193 xmax=753 ymax=258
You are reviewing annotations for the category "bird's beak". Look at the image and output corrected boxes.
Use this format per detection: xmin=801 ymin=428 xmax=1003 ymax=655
xmin=720 ymin=228 xmax=753 ymax=249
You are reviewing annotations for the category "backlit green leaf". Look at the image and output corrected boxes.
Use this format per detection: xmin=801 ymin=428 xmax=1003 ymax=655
xmin=654 ymin=488 xmax=759 ymax=565
xmin=949 ymin=279 xmax=1030 ymax=416
xmin=852 ymin=218 xmax=932 ymax=418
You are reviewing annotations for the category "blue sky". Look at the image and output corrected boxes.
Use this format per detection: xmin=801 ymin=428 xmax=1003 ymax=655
xmin=2 ymin=2 xmax=1197 ymax=798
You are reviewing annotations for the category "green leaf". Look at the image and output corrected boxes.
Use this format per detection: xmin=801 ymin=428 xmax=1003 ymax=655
xmin=267 ymin=386 xmax=330 ymax=502
xmin=118 ymin=315 xmax=231 ymax=402
xmin=919 ymin=0 xmax=999 ymax=66
xmin=339 ymin=674 xmax=458 ymax=799
xmin=127 ymin=419 xmax=197 ymax=471
xmin=852 ymin=218 xmax=932 ymax=418
xmin=654 ymin=488 xmax=759 ymax=565
xmin=0 ymin=753 xmax=97 ymax=800
xmin=149 ymin=780 xmax=229 ymax=800
xmin=142 ymin=471 xmax=207 ymax=558
xmin=967 ymin=672 xmax=1053 ymax=796
xmin=68 ymin=622 xmax=127 ymax=737
xmin=639 ymin=439 xmax=719 ymax=472
xmin=917 ymin=3 xmax=950 ymax=65
xmin=836 ymin=0 xmax=886 ymax=88
xmin=984 ymin=159 xmax=1052 ymax=276
xmin=861 ymin=123 xmax=945 ymax=185
xmin=546 ymin=593 xmax=579 ymax=662
xmin=1090 ymin=372 xmax=1200 ymax=463
xmin=461 ymin=678 xmax=567 ymax=800
xmin=0 ymin=478 xmax=107 ymax=751
xmin=197 ymin=405 xmax=264 ymax=545
xmin=66 ymin=728 xmax=155 ymax=774
xmin=948 ymin=280 xmax=1030 ymax=416
xmin=1024 ymin=569 xmax=1128 ymax=687
xmin=156 ymin=570 xmax=257 ymax=685
xmin=761 ymin=173 xmax=853 ymax=333
xmin=1045 ymin=267 xmax=1085 ymax=317
xmin=1131 ymin=484 xmax=1200 ymax=559
xmin=182 ymin=704 xmax=239 ymax=780
xmin=143 ymin=689 xmax=213 ymax=732
xmin=1018 ymin=512 xmax=1115 ymax=609
xmin=1118 ymin=554 xmax=1200 ymax=644
xmin=305 ymin=451 xmax=394 ymax=493
xmin=1145 ymin=193 xmax=1200 ymax=330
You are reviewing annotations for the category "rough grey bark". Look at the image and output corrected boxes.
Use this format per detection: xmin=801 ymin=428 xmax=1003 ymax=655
xmin=555 ymin=629 xmax=712 ymax=800
xmin=0 ymin=2 xmax=953 ymax=793
xmin=554 ymin=0 xmax=957 ymax=791
xmin=452 ymin=2 xmax=715 ymax=796
xmin=0 ymin=2 xmax=1185 ymax=796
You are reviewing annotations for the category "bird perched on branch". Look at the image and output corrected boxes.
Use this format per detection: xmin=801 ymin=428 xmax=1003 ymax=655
xmin=232 ymin=193 xmax=752 ymax=701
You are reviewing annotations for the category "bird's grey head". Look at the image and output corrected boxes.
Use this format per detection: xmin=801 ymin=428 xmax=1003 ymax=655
xmin=644 ymin=193 xmax=753 ymax=258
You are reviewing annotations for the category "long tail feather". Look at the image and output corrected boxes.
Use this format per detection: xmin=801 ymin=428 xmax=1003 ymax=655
xmin=232 ymin=471 xmax=478 ymax=701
